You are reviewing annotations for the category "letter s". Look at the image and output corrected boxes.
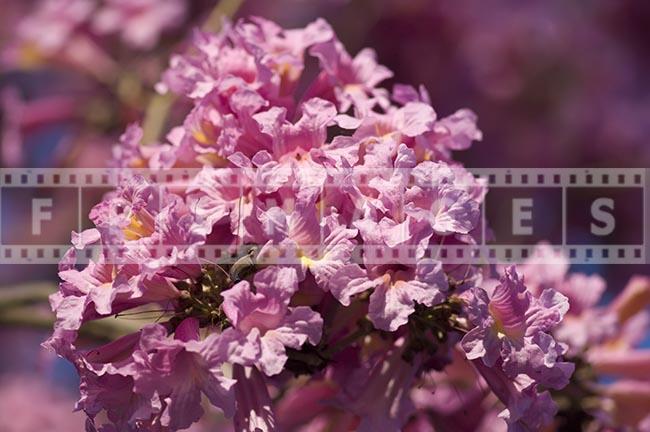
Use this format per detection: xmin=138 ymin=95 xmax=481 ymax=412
xmin=591 ymin=197 xmax=615 ymax=236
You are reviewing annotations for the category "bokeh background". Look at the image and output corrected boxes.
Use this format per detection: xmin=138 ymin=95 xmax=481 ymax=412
xmin=1 ymin=0 xmax=649 ymax=430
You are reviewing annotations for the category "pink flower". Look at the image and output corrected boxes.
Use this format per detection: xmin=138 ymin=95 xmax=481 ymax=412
xmin=552 ymin=274 xmax=616 ymax=353
xmin=158 ymin=17 xmax=334 ymax=108
xmin=516 ymin=243 xmax=616 ymax=352
xmin=424 ymin=109 xmax=483 ymax=160
xmin=157 ymin=28 xmax=251 ymax=100
xmin=336 ymin=341 xmax=419 ymax=432
xmin=221 ymin=267 xmax=323 ymax=375
xmin=90 ymin=176 xmax=159 ymax=243
xmin=232 ymin=364 xmax=276 ymax=432
xmin=388 ymin=86 xmax=482 ymax=160
xmin=188 ymin=166 xmax=255 ymax=237
xmin=342 ymin=99 xmax=436 ymax=140
xmin=404 ymin=160 xmax=482 ymax=235
xmin=275 ymin=380 xmax=339 ymax=430
xmin=44 ymin=14 xmax=590 ymax=432
xmin=67 ymin=318 xmax=258 ymax=431
xmin=347 ymin=145 xmax=482 ymax=249
xmin=52 ymin=256 xmax=140 ymax=332
xmin=411 ymin=350 xmax=496 ymax=431
xmin=257 ymin=198 xmax=357 ymax=291
xmin=232 ymin=17 xmax=334 ymax=102
xmin=110 ymin=123 xmax=148 ymax=168
xmin=71 ymin=228 xmax=101 ymax=249
xmin=14 ymin=0 xmax=93 ymax=55
xmin=461 ymin=266 xmax=574 ymax=389
xmin=308 ymin=36 xmax=392 ymax=114
xmin=91 ymin=176 xmax=206 ymax=267
xmin=177 ymin=88 xmax=271 ymax=163
xmin=392 ymin=83 xmax=431 ymax=106
xmin=513 ymin=242 xmax=572 ymax=296
xmin=255 ymin=97 xmax=338 ymax=159
xmin=48 ymin=175 xmax=211 ymax=346
xmin=330 ymin=259 xmax=448 ymax=331
xmin=472 ymin=360 xmax=558 ymax=432
xmin=68 ymin=331 xmax=164 ymax=430
xmin=92 ymin=0 xmax=186 ymax=49
xmin=187 ymin=154 xmax=292 ymax=240
xmin=130 ymin=320 xmax=257 ymax=430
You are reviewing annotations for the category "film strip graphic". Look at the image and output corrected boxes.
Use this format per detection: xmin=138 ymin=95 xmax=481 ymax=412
xmin=0 ymin=167 xmax=646 ymax=265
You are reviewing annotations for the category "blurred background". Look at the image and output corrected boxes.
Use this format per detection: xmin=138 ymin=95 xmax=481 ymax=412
xmin=0 ymin=0 xmax=649 ymax=430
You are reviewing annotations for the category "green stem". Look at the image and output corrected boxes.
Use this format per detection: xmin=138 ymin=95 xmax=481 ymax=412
xmin=0 ymin=282 xmax=144 ymax=341
xmin=141 ymin=92 xmax=175 ymax=144
xmin=203 ymin=0 xmax=246 ymax=32
xmin=0 ymin=282 xmax=56 ymax=311
xmin=0 ymin=305 xmax=141 ymax=342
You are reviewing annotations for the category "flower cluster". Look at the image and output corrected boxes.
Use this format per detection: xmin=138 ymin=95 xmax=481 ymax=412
xmin=460 ymin=266 xmax=574 ymax=430
xmin=514 ymin=243 xmax=650 ymax=430
xmin=45 ymin=17 xmax=577 ymax=432
xmin=2 ymin=0 xmax=188 ymax=67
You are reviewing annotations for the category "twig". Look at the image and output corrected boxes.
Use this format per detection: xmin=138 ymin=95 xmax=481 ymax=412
xmin=203 ymin=0 xmax=246 ymax=32
xmin=0 ymin=305 xmax=141 ymax=342
xmin=0 ymin=282 xmax=56 ymax=311
xmin=141 ymin=92 xmax=175 ymax=144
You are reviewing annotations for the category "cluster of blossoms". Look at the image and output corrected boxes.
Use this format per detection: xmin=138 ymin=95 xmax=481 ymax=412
xmin=4 ymin=0 xmax=185 ymax=61
xmin=404 ymin=244 xmax=650 ymax=432
xmin=0 ymin=0 xmax=193 ymax=169
xmin=44 ymin=16 xmax=639 ymax=432
xmin=514 ymin=244 xmax=650 ymax=430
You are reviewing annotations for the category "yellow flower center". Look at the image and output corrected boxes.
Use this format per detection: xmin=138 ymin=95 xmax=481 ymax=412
xmin=123 ymin=214 xmax=154 ymax=241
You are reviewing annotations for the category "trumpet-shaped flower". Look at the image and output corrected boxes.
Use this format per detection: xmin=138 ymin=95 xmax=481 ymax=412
xmin=461 ymin=266 xmax=574 ymax=389
xmin=330 ymin=259 xmax=448 ymax=331
xmin=221 ymin=267 xmax=323 ymax=375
